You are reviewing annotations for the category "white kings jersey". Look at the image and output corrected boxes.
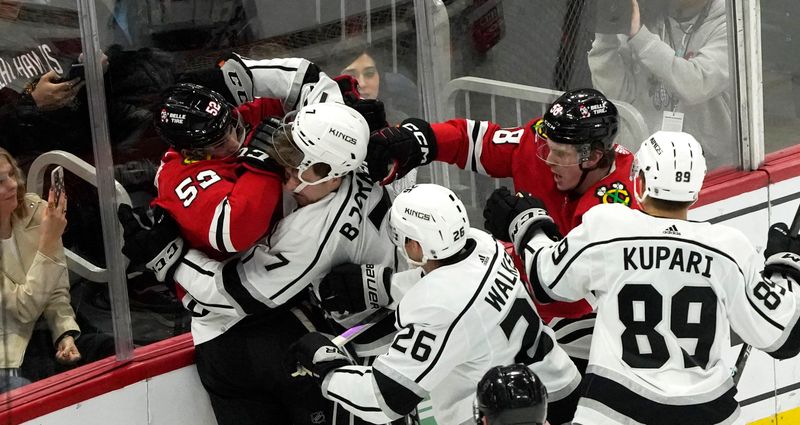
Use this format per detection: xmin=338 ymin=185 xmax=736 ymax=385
xmin=321 ymin=229 xmax=581 ymax=425
xmin=172 ymin=170 xmax=397 ymax=346
xmin=219 ymin=53 xmax=343 ymax=110
xmin=522 ymin=204 xmax=800 ymax=425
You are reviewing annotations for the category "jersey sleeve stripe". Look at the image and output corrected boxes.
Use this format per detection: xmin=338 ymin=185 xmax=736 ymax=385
xmin=368 ymin=189 xmax=392 ymax=230
xmin=414 ymin=243 xmax=500 ymax=383
xmin=556 ymin=325 xmax=594 ymax=345
xmin=209 ymin=197 xmax=235 ymax=253
xmin=529 ymin=248 xmax=555 ymax=303
xmin=744 ymin=290 xmax=786 ymax=331
xmin=269 ymin=180 xmax=354 ymax=300
xmin=549 ymin=313 xmax=597 ymax=332
xmin=374 ymin=368 xmax=424 ymax=417
xmin=326 ymin=390 xmax=384 ymax=413
xmin=472 ymin=120 xmax=489 ymax=176
xmin=465 ymin=119 xmax=477 ymax=172
xmin=221 ymin=259 xmax=271 ymax=314
xmin=181 ymin=257 xmax=214 ymax=277
xmin=288 ymin=60 xmax=312 ymax=111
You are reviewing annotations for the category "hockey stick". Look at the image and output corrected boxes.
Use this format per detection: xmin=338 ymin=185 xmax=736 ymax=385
xmin=291 ymin=308 xmax=394 ymax=377
xmin=733 ymin=203 xmax=800 ymax=385
xmin=330 ymin=307 xmax=395 ymax=347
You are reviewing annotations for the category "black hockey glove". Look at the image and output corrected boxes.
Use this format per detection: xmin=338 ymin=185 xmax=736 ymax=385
xmin=352 ymin=99 xmax=388 ymax=132
xmin=334 ymin=74 xmax=388 ymax=132
xmin=288 ymin=332 xmax=353 ymax=380
xmin=319 ymin=263 xmax=393 ymax=315
xmin=237 ymin=117 xmax=283 ymax=175
xmin=765 ymin=222 xmax=800 ymax=259
xmin=365 ymin=118 xmax=437 ymax=185
xmin=334 ymin=74 xmax=361 ymax=105
xmin=483 ymin=187 xmax=561 ymax=251
xmin=117 ymin=204 xmax=185 ymax=282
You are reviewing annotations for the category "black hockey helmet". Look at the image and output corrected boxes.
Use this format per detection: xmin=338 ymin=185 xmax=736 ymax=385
xmin=538 ymin=88 xmax=619 ymax=151
xmin=156 ymin=83 xmax=239 ymax=151
xmin=474 ymin=364 xmax=547 ymax=425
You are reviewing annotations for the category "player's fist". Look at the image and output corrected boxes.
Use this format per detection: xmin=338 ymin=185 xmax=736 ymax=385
xmin=117 ymin=204 xmax=185 ymax=282
xmin=484 ymin=188 xmax=560 ymax=252
xmin=352 ymin=99 xmax=388 ymax=132
xmin=484 ymin=187 xmax=545 ymax=241
xmin=765 ymin=223 xmax=800 ymax=259
xmin=318 ymin=263 xmax=393 ymax=315
xmin=238 ymin=117 xmax=282 ymax=174
xmin=366 ymin=118 xmax=437 ymax=185
xmin=288 ymin=332 xmax=352 ymax=380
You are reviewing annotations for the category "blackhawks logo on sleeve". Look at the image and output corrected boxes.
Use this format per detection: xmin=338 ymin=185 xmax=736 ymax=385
xmin=595 ymin=181 xmax=631 ymax=206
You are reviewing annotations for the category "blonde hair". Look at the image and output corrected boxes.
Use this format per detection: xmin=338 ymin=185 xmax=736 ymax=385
xmin=0 ymin=148 xmax=27 ymax=219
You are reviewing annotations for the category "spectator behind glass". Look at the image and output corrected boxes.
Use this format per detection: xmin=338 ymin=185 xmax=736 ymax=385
xmin=327 ymin=41 xmax=420 ymax=126
xmin=0 ymin=148 xmax=80 ymax=393
xmin=588 ymin=0 xmax=734 ymax=169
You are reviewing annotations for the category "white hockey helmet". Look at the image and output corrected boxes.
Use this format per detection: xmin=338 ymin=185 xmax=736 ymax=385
xmin=269 ymin=102 xmax=369 ymax=190
xmin=388 ymin=184 xmax=470 ymax=266
xmin=632 ymin=131 xmax=707 ymax=204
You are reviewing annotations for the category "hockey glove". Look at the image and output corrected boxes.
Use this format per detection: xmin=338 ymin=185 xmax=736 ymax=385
xmin=334 ymin=74 xmax=361 ymax=105
xmin=334 ymin=74 xmax=388 ymax=132
xmin=483 ymin=187 xmax=561 ymax=250
xmin=117 ymin=204 xmax=185 ymax=282
xmin=365 ymin=118 xmax=437 ymax=185
xmin=765 ymin=223 xmax=800 ymax=259
xmin=764 ymin=251 xmax=800 ymax=284
xmin=319 ymin=263 xmax=393 ymax=315
xmin=237 ymin=117 xmax=283 ymax=175
xmin=288 ymin=332 xmax=353 ymax=380
xmin=352 ymin=99 xmax=388 ymax=132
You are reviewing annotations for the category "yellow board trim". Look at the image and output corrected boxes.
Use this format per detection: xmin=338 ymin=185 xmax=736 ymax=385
xmin=748 ymin=406 xmax=800 ymax=424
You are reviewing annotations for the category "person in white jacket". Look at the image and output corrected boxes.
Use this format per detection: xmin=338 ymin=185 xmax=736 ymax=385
xmin=589 ymin=0 xmax=733 ymax=169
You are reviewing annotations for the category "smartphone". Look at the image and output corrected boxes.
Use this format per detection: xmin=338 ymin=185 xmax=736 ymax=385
xmin=51 ymin=166 xmax=65 ymax=203
xmin=66 ymin=63 xmax=84 ymax=81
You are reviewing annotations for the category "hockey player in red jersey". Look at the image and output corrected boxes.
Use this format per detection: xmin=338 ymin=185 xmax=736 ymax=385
xmin=365 ymin=88 xmax=638 ymax=372
xmin=149 ymin=83 xmax=285 ymax=257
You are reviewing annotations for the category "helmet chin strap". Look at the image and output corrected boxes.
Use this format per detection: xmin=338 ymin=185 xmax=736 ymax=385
xmin=399 ymin=245 xmax=428 ymax=268
xmin=292 ymin=181 xmax=309 ymax=194
xmin=633 ymin=173 xmax=649 ymax=205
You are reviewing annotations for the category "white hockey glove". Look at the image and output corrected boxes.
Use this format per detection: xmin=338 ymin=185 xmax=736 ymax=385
xmin=765 ymin=251 xmax=800 ymax=284
xmin=117 ymin=204 xmax=185 ymax=282
xmin=288 ymin=332 xmax=353 ymax=380
xmin=508 ymin=206 xmax=561 ymax=253
xmin=318 ymin=263 xmax=394 ymax=315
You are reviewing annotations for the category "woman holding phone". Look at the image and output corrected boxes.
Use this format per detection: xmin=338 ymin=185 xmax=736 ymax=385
xmin=0 ymin=148 xmax=80 ymax=392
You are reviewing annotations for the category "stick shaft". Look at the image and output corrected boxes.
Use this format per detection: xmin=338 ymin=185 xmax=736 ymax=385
xmin=331 ymin=308 xmax=394 ymax=348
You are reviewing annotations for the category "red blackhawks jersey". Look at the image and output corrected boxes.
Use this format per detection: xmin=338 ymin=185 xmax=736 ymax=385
xmin=153 ymin=97 xmax=284 ymax=258
xmin=432 ymin=117 xmax=639 ymax=348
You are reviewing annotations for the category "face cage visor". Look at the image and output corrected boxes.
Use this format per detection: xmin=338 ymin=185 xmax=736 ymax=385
xmin=266 ymin=114 xmax=338 ymax=193
xmin=534 ymin=120 xmax=593 ymax=167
